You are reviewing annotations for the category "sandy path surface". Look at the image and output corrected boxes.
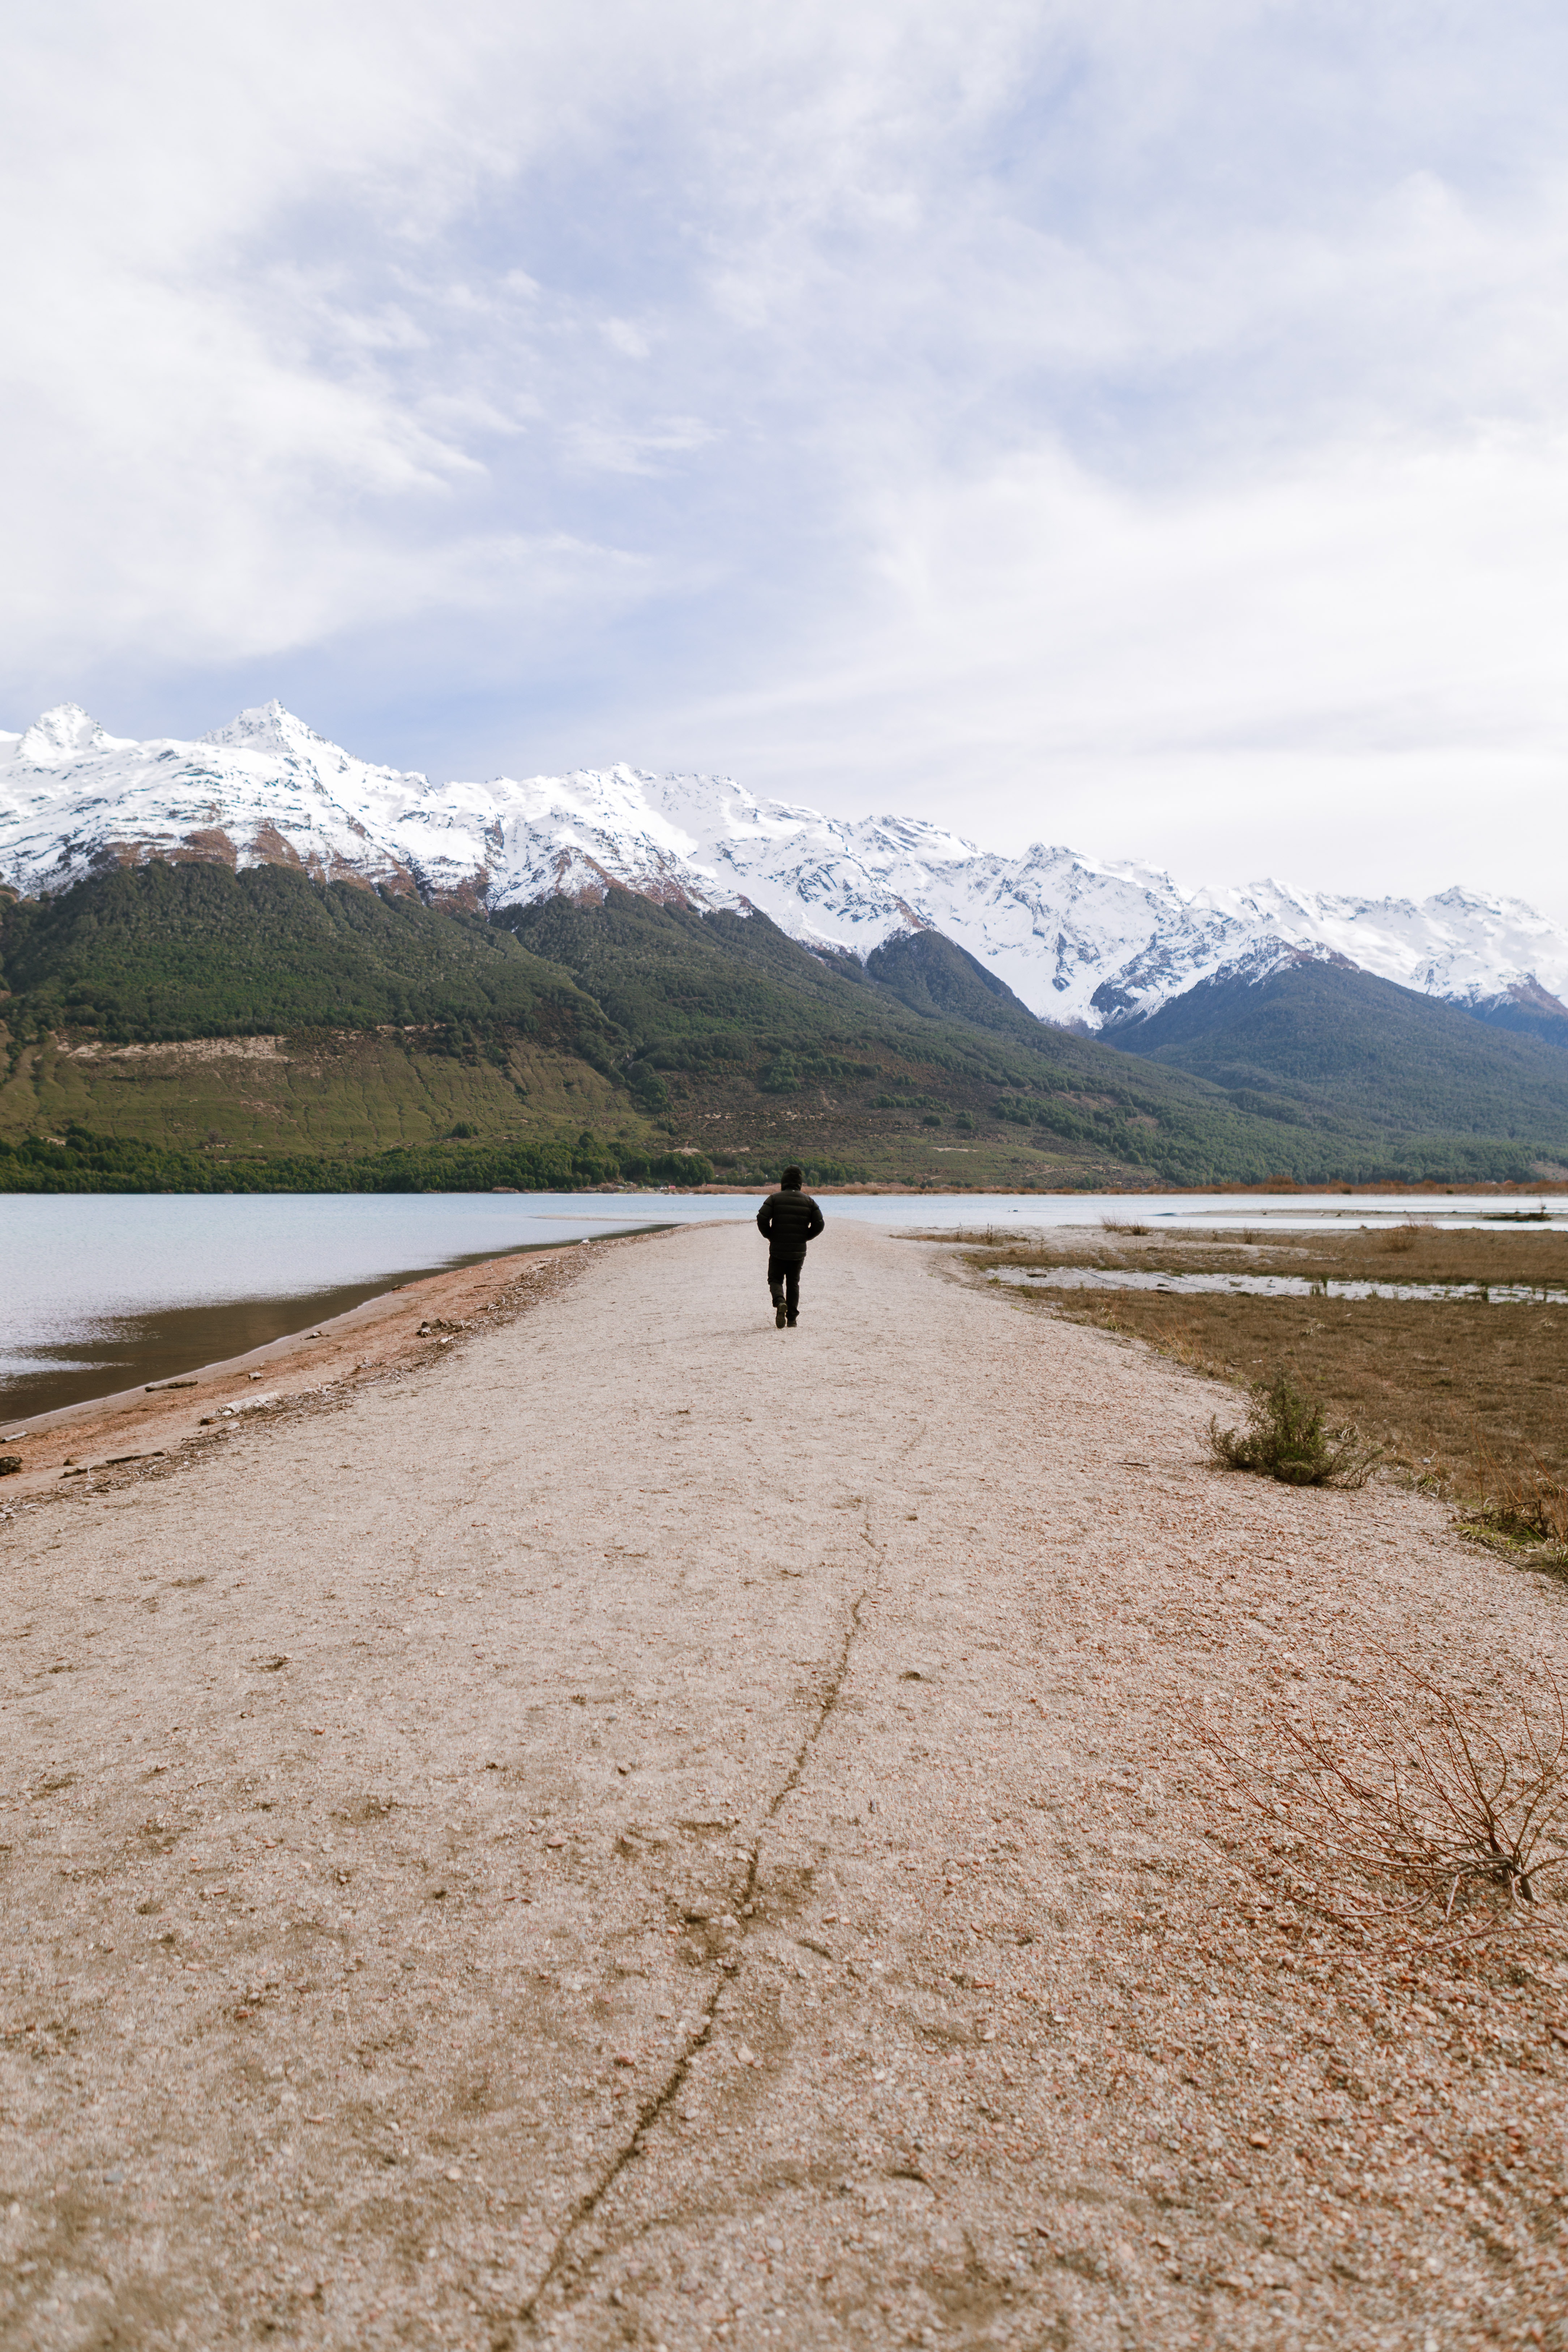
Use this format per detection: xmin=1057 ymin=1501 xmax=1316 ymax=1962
xmin=2 ymin=1220 xmax=1565 ymax=2352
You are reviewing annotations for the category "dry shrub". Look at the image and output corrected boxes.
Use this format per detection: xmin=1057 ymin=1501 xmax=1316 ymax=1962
xmin=1193 ymin=1662 xmax=1568 ymax=1944
xmin=1377 ymin=1221 xmax=1432 ymax=1255
xmin=1208 ymin=1370 xmax=1380 ymax=1488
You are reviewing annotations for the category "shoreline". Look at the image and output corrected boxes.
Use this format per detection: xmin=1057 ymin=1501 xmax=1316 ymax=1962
xmin=7 ymin=1175 xmax=1567 ymax=1201
xmin=0 ymin=1230 xmax=663 ymax=1506
xmin=6 ymin=1174 xmax=1562 ymax=1462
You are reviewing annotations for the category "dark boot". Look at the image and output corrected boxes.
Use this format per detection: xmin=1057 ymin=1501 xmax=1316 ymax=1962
xmin=771 ymin=1284 xmax=787 ymax=1329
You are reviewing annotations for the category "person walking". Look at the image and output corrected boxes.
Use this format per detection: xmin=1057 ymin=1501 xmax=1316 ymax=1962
xmin=755 ymin=1166 xmax=824 ymax=1329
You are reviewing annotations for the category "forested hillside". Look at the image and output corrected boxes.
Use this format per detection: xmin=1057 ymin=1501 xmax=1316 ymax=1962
xmin=0 ymin=863 xmax=616 ymax=1056
xmin=1112 ymin=958 xmax=1568 ymax=1154
xmin=3 ymin=869 xmax=1567 ymax=1190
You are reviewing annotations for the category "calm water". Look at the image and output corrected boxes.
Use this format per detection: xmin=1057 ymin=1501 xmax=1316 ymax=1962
xmin=3 ymin=1189 xmax=1560 ymax=1427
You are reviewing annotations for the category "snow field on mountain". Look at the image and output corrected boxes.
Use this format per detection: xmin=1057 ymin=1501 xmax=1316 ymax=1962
xmin=3 ymin=700 xmax=1565 ymax=1031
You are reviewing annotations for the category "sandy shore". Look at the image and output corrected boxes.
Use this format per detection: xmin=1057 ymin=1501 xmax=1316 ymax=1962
xmin=1 ymin=1219 xmax=1565 ymax=2350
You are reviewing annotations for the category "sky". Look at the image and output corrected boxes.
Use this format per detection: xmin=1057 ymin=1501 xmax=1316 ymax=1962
xmin=5 ymin=1 xmax=1568 ymax=910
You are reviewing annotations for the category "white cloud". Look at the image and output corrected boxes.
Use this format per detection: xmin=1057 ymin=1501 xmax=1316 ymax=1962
xmin=4 ymin=0 xmax=1568 ymax=908
xmin=656 ymin=425 xmax=1568 ymax=888
xmin=601 ymin=319 xmax=651 ymax=360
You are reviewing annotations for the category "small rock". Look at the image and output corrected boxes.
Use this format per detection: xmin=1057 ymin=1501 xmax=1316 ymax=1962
xmin=0 ymin=1456 xmax=21 ymax=1478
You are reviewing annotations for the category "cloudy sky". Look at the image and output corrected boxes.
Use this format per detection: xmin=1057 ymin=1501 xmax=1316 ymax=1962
xmin=6 ymin=1 xmax=1567 ymax=907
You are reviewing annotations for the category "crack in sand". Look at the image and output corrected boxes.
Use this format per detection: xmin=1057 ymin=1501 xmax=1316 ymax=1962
xmin=513 ymin=1583 xmax=871 ymax=2338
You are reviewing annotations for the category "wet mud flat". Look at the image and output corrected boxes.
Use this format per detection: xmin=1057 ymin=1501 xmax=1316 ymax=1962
xmin=0 ymin=1237 xmax=625 ymax=1503
xmin=1 ymin=1228 xmax=671 ymax=1432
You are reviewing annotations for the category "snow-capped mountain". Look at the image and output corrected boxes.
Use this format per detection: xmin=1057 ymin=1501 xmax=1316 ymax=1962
xmin=3 ymin=700 xmax=1566 ymax=1037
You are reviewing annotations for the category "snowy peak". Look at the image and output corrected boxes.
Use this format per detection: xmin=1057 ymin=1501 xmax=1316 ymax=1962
xmin=11 ymin=703 xmax=128 ymax=762
xmin=3 ymin=700 xmax=1567 ymax=1041
xmin=199 ymin=700 xmax=332 ymax=758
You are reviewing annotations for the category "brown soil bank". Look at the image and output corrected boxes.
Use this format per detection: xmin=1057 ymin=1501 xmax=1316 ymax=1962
xmin=1 ymin=1223 xmax=1565 ymax=2349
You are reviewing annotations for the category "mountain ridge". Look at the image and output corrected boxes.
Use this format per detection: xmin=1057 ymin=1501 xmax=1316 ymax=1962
xmin=1113 ymin=953 xmax=1568 ymax=1146
xmin=4 ymin=698 xmax=1566 ymax=1041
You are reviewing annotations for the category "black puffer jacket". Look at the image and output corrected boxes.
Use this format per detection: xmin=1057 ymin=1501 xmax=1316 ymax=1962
xmin=756 ymin=1189 xmax=825 ymax=1256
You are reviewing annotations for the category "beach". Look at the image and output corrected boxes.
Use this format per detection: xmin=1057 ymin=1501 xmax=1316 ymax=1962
xmin=1 ymin=1217 xmax=1564 ymax=2349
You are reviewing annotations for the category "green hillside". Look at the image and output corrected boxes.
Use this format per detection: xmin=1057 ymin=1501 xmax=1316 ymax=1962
xmin=864 ymin=928 xmax=1056 ymax=1048
xmin=495 ymin=890 xmax=1281 ymax=1185
xmin=1463 ymin=980 xmax=1568 ymax=1053
xmin=3 ymin=870 xmax=1568 ymax=1190
xmin=0 ymin=863 xmax=618 ymax=1059
xmin=1111 ymin=955 xmax=1568 ymax=1167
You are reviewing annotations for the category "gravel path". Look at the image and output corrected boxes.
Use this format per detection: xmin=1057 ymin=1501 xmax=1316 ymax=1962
xmin=2 ymin=1218 xmax=1565 ymax=2351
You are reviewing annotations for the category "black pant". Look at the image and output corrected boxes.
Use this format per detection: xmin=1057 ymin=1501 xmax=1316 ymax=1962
xmin=768 ymin=1251 xmax=803 ymax=1316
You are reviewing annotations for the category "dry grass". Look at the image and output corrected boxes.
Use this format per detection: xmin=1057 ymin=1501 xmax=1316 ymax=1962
xmin=970 ymin=1223 xmax=1568 ymax=1548
xmin=1465 ymin=1452 xmax=1568 ymax=1552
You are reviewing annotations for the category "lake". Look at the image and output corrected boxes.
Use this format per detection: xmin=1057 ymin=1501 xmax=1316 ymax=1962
xmin=3 ymin=1187 xmax=1560 ymax=1427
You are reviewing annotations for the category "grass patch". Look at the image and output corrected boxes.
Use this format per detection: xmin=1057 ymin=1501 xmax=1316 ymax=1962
xmin=971 ymin=1223 xmax=1568 ymax=1551
xmin=1461 ymin=1457 xmax=1568 ymax=1557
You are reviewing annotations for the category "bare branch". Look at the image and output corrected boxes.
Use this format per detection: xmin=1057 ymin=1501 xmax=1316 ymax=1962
xmin=1181 ymin=1656 xmax=1568 ymax=1946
